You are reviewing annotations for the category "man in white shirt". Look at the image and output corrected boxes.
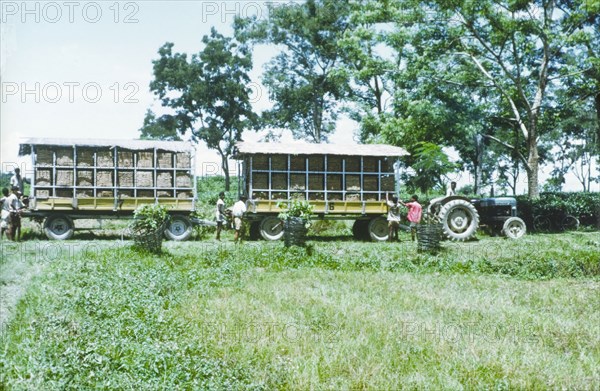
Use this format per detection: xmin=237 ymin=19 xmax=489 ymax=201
xmin=215 ymin=191 xmax=226 ymax=241
xmin=10 ymin=168 xmax=24 ymax=195
xmin=8 ymin=186 xmax=24 ymax=241
xmin=0 ymin=188 xmax=11 ymax=240
xmin=231 ymin=196 xmax=248 ymax=242
xmin=446 ymin=181 xmax=457 ymax=196
xmin=386 ymin=193 xmax=401 ymax=242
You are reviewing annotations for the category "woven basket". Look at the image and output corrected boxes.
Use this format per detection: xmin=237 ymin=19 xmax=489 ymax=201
xmin=417 ymin=223 xmax=443 ymax=252
xmin=283 ymin=217 xmax=308 ymax=247
xmin=129 ymin=219 xmax=169 ymax=253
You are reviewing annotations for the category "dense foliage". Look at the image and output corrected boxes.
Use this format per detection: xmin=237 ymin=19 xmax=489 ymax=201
xmin=277 ymin=200 xmax=314 ymax=221
xmin=0 ymin=173 xmax=11 ymax=190
xmin=0 ymin=172 xmax=30 ymax=195
xmin=516 ymin=192 xmax=600 ymax=229
xmin=131 ymin=204 xmax=170 ymax=233
xmin=141 ymin=1 xmax=598 ymax=198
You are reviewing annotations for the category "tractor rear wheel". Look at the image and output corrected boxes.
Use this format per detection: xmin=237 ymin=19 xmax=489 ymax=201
xmin=437 ymin=199 xmax=479 ymax=241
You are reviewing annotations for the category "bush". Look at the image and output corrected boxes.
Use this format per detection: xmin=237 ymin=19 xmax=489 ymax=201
xmin=131 ymin=203 xmax=170 ymax=233
xmin=277 ymin=199 xmax=313 ymax=221
xmin=129 ymin=204 xmax=170 ymax=253
xmin=196 ymin=176 xmax=239 ymax=206
xmin=516 ymin=192 xmax=600 ymax=229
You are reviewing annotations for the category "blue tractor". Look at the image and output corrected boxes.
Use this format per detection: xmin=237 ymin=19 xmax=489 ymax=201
xmin=428 ymin=196 xmax=526 ymax=241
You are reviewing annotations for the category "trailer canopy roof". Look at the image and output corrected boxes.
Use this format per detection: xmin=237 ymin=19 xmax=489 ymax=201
xmin=234 ymin=141 xmax=409 ymax=157
xmin=18 ymin=137 xmax=194 ymax=156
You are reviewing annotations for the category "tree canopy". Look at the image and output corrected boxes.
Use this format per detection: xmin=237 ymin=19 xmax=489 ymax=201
xmin=235 ymin=0 xmax=351 ymax=143
xmin=143 ymin=0 xmax=599 ymax=197
xmin=141 ymin=28 xmax=259 ymax=190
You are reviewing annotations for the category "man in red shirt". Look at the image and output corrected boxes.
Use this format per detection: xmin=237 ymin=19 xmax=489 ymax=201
xmin=401 ymin=195 xmax=422 ymax=241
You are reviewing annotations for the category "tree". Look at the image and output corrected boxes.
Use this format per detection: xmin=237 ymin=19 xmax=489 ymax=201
xmin=546 ymin=97 xmax=599 ymax=191
xmin=139 ymin=109 xmax=181 ymax=141
xmin=339 ymin=1 xmax=499 ymax=194
xmin=549 ymin=1 xmax=600 ymax=191
xmin=143 ymin=28 xmax=259 ymax=190
xmin=235 ymin=0 xmax=351 ymax=143
xmin=497 ymin=155 xmax=522 ymax=195
xmin=402 ymin=142 xmax=460 ymax=194
xmin=336 ymin=0 xmax=400 ymax=143
xmin=422 ymin=0 xmax=598 ymax=198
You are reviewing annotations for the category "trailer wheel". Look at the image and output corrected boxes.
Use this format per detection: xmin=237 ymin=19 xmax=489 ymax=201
xmin=260 ymin=216 xmax=284 ymax=241
xmin=368 ymin=216 xmax=389 ymax=242
xmin=502 ymin=217 xmax=526 ymax=239
xmin=352 ymin=219 xmax=369 ymax=241
xmin=561 ymin=215 xmax=580 ymax=232
xmin=438 ymin=199 xmax=479 ymax=241
xmin=44 ymin=215 xmax=74 ymax=240
xmin=533 ymin=215 xmax=551 ymax=232
xmin=164 ymin=215 xmax=192 ymax=241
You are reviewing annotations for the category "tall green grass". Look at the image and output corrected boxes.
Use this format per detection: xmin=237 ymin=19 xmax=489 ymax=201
xmin=1 ymin=233 xmax=599 ymax=389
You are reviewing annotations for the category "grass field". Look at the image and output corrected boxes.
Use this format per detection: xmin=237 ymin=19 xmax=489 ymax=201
xmin=1 ymin=229 xmax=599 ymax=390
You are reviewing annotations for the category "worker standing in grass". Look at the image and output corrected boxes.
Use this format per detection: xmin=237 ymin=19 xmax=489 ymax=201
xmin=10 ymin=168 xmax=24 ymax=195
xmin=1 ymin=187 xmax=23 ymax=241
xmin=231 ymin=195 xmax=247 ymax=243
xmin=386 ymin=193 xmax=401 ymax=242
xmin=0 ymin=188 xmax=11 ymax=240
xmin=215 ymin=191 xmax=226 ymax=241
xmin=401 ymin=195 xmax=423 ymax=241
xmin=9 ymin=186 xmax=24 ymax=241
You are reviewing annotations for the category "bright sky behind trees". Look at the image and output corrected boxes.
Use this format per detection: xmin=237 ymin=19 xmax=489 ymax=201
xmin=1 ymin=1 xmax=594 ymax=193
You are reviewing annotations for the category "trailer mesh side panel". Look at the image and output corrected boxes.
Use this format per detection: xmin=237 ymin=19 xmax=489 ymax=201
xmin=97 ymin=151 xmax=114 ymax=167
xmin=246 ymin=154 xmax=397 ymax=202
xmin=26 ymin=141 xmax=195 ymax=211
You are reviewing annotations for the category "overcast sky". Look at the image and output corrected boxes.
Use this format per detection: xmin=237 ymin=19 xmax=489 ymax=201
xmin=1 ymin=1 xmax=595 ymax=193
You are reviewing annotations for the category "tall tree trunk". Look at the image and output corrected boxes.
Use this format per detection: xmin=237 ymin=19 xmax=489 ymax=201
xmin=595 ymin=92 xmax=600 ymax=144
xmin=527 ymin=140 xmax=540 ymax=198
xmin=373 ymin=76 xmax=383 ymax=114
xmin=219 ymin=150 xmax=230 ymax=191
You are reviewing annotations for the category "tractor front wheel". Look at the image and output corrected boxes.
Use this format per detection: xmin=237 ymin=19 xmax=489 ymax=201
xmin=502 ymin=217 xmax=526 ymax=239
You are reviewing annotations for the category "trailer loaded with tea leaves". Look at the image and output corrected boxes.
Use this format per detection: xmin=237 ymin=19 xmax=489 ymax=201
xmin=18 ymin=138 xmax=197 ymax=240
xmin=233 ymin=142 xmax=409 ymax=241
